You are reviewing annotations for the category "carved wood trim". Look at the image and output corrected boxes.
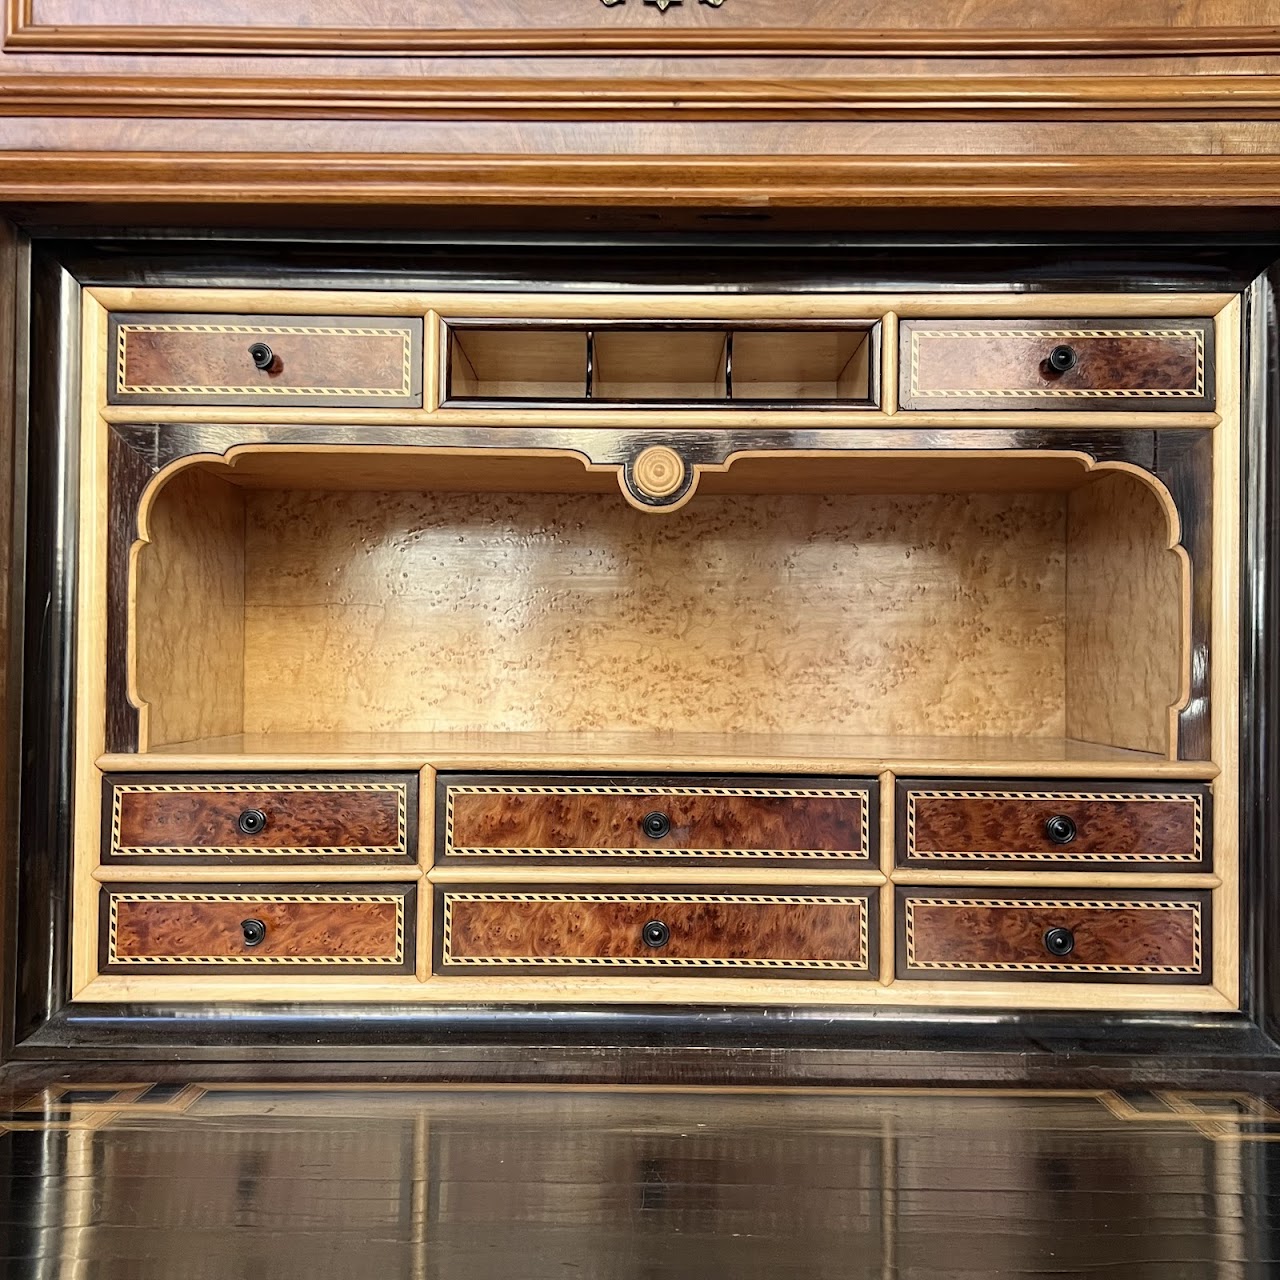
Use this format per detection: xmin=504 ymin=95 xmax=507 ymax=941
xmin=11 ymin=75 xmax=1280 ymax=122
xmin=9 ymin=152 xmax=1280 ymax=207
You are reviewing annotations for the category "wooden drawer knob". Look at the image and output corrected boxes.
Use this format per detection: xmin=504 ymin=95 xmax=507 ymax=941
xmin=1043 ymin=814 xmax=1077 ymax=845
xmin=247 ymin=341 xmax=276 ymax=372
xmin=237 ymin=808 xmax=268 ymax=836
xmin=240 ymin=918 xmax=267 ymax=947
xmin=1046 ymin=344 xmax=1078 ymax=374
xmin=1043 ymin=926 xmax=1075 ymax=957
xmin=641 ymin=811 xmax=672 ymax=839
xmin=641 ymin=920 xmax=670 ymax=949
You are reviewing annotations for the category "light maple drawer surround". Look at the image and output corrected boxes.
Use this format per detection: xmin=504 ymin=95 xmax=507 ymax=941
xmin=896 ymin=781 xmax=1210 ymax=872
xmin=899 ymin=318 xmax=1214 ymax=411
xmin=102 ymin=773 xmax=417 ymax=865
xmin=100 ymin=884 xmax=416 ymax=972
xmin=107 ymin=313 xmax=424 ymax=407
xmin=896 ymin=889 xmax=1210 ymax=984
xmin=438 ymin=774 xmax=876 ymax=864
xmin=435 ymin=885 xmax=877 ymax=978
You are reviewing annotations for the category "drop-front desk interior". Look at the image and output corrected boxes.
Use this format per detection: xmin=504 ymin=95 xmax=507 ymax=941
xmin=7 ymin=233 xmax=1277 ymax=1086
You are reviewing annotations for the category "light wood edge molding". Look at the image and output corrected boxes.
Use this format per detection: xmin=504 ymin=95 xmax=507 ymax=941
xmin=70 ymin=973 xmax=1239 ymax=1012
xmin=11 ymin=4 xmax=1280 ymax=60
xmin=84 ymin=287 xmax=1234 ymax=319
xmin=15 ymin=154 xmax=1280 ymax=208
xmin=427 ymin=867 xmax=888 ymax=886
xmin=17 ymin=74 xmax=1280 ymax=121
xmin=94 ymin=865 xmax=425 ymax=883
xmin=418 ymin=765 xmax=435 ymax=981
xmin=879 ymin=769 xmax=895 ymax=986
xmin=71 ymin=294 xmax=109 ymax=1000
xmin=1211 ymin=296 xmax=1242 ymax=1008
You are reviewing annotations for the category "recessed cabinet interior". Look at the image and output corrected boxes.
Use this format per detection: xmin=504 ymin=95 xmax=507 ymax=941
xmin=69 ymin=286 xmax=1235 ymax=1023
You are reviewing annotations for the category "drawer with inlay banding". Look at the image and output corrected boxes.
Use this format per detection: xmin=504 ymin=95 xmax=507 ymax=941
xmin=435 ymin=885 xmax=878 ymax=978
xmin=896 ymin=781 xmax=1210 ymax=872
xmin=102 ymin=773 xmax=417 ymax=865
xmin=899 ymin=318 xmax=1214 ymax=411
xmin=896 ymin=889 xmax=1210 ymax=984
xmin=437 ymin=774 xmax=877 ymax=864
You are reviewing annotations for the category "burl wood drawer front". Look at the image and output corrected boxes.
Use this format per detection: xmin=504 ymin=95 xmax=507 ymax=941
xmin=436 ymin=887 xmax=876 ymax=978
xmin=108 ymin=313 xmax=424 ymax=407
xmin=439 ymin=774 xmax=875 ymax=863
xmin=897 ymin=890 xmax=1210 ymax=984
xmin=897 ymin=781 xmax=1210 ymax=872
xmin=899 ymin=319 xmax=1213 ymax=411
xmin=100 ymin=884 xmax=415 ymax=971
xmin=103 ymin=773 xmax=416 ymax=865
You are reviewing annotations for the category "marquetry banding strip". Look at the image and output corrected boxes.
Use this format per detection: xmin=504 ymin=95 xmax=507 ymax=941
xmin=115 ymin=323 xmax=416 ymax=397
xmin=909 ymin=328 xmax=1206 ymax=398
xmin=903 ymin=790 xmax=1203 ymax=862
xmin=444 ymin=783 xmax=870 ymax=858
xmin=110 ymin=782 xmax=408 ymax=858
xmin=440 ymin=891 xmax=869 ymax=970
xmin=903 ymin=898 xmax=1203 ymax=975
xmin=106 ymin=892 xmax=408 ymax=965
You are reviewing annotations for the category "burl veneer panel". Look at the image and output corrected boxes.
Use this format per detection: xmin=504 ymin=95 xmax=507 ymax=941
xmin=900 ymin=319 xmax=1213 ymax=411
xmin=899 ymin=781 xmax=1209 ymax=870
xmin=1066 ymin=471 xmax=1184 ymax=757
xmin=438 ymin=888 xmax=874 ymax=977
xmin=134 ymin=467 xmax=246 ymax=749
xmin=897 ymin=890 xmax=1209 ymax=983
xmin=102 ymin=885 xmax=414 ymax=970
xmin=109 ymin=314 xmax=423 ymax=408
xmin=233 ymin=490 xmax=1068 ymax=739
xmin=442 ymin=775 xmax=873 ymax=862
xmin=104 ymin=772 xmax=415 ymax=863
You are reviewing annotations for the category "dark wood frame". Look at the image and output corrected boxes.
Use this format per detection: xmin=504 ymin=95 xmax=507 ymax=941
xmin=3 ymin=230 xmax=1278 ymax=1088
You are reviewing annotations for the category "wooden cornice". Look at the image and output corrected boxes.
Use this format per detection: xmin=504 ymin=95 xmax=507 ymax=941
xmin=7 ymin=75 xmax=1280 ymax=122
xmin=5 ymin=152 xmax=1280 ymax=206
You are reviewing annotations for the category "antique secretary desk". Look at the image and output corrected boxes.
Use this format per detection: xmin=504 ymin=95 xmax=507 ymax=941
xmin=3 ymin=2 xmax=1280 ymax=1088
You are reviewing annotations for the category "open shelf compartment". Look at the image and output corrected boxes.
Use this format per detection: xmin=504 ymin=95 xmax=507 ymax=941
xmin=128 ymin=449 xmax=1189 ymax=767
xmin=444 ymin=320 xmax=880 ymax=407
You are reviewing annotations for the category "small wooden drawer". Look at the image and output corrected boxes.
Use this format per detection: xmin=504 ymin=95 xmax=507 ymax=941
xmin=436 ymin=885 xmax=877 ymax=978
xmin=896 ymin=781 xmax=1210 ymax=871
xmin=899 ymin=319 xmax=1214 ymax=411
xmin=100 ymin=883 xmax=416 ymax=972
xmin=108 ymin=313 xmax=424 ymax=407
xmin=102 ymin=773 xmax=417 ymax=865
xmin=897 ymin=889 xmax=1210 ymax=984
xmin=438 ymin=773 xmax=876 ymax=864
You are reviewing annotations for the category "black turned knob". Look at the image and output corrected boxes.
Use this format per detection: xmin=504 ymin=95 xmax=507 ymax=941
xmin=248 ymin=341 xmax=276 ymax=372
xmin=1044 ymin=814 xmax=1077 ymax=845
xmin=642 ymin=920 xmax=670 ymax=948
xmin=1046 ymin=344 xmax=1078 ymax=374
xmin=1043 ymin=926 xmax=1075 ymax=957
xmin=641 ymin=811 xmax=672 ymax=840
xmin=237 ymin=808 xmax=268 ymax=836
xmin=241 ymin=918 xmax=267 ymax=947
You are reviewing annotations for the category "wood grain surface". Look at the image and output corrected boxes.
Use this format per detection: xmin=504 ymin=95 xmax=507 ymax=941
xmin=900 ymin=320 xmax=1213 ymax=411
xmin=442 ymin=775 xmax=873 ymax=861
xmin=109 ymin=314 xmax=423 ymax=407
xmin=105 ymin=772 xmax=415 ymax=863
xmin=897 ymin=889 xmax=1209 ymax=982
xmin=102 ymin=884 xmax=414 ymax=969
xmin=438 ymin=887 xmax=874 ymax=976
xmin=899 ymin=781 xmax=1209 ymax=870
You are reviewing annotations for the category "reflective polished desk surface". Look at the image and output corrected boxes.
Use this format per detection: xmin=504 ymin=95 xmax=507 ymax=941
xmin=0 ymin=1080 xmax=1275 ymax=1279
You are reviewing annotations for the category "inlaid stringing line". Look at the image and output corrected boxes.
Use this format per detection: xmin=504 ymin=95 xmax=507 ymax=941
xmin=440 ymin=891 xmax=868 ymax=970
xmin=107 ymin=891 xmax=406 ymax=964
xmin=116 ymin=323 xmax=415 ymax=397
xmin=909 ymin=328 xmax=1205 ymax=398
xmin=110 ymin=782 xmax=408 ymax=857
xmin=903 ymin=898 xmax=1202 ymax=974
xmin=903 ymin=791 xmax=1203 ymax=861
xmin=444 ymin=784 xmax=869 ymax=859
